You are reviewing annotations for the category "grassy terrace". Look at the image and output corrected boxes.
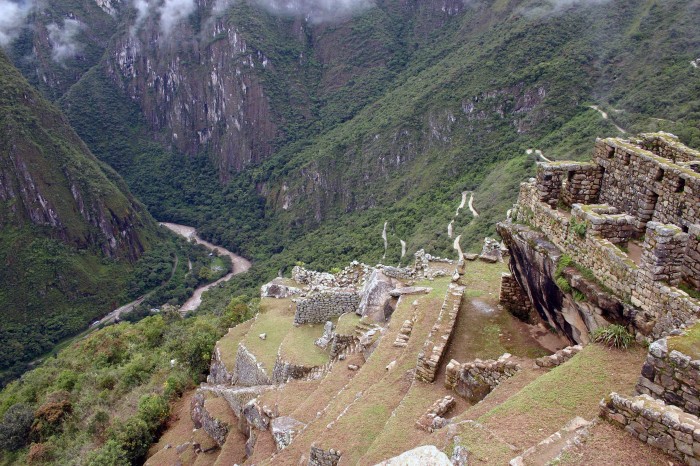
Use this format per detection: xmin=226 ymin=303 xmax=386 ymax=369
xmin=216 ymin=320 xmax=254 ymax=370
xmin=442 ymin=343 xmax=647 ymax=457
xmin=336 ymin=312 xmax=361 ymax=335
xmin=241 ymin=295 xmax=331 ymax=370
xmin=262 ymin=276 xmax=453 ymax=465
xmin=667 ymin=322 xmax=700 ymax=360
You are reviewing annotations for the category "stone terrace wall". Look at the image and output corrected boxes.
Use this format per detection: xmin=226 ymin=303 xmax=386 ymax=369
xmin=271 ymin=355 xmax=331 ymax=384
xmin=639 ymin=132 xmax=700 ymax=164
xmin=600 ymin=392 xmax=700 ymax=465
xmin=445 ymin=354 xmax=520 ymax=402
xmin=594 ymin=137 xmax=700 ymax=235
xmin=514 ymin=173 xmax=700 ymax=338
xmin=294 ymin=291 xmax=360 ymax=325
xmin=499 ymin=272 xmax=534 ymax=322
xmin=232 ymin=343 xmax=272 ymax=386
xmin=684 ymin=224 xmax=700 ymax=290
xmin=637 ymin=337 xmax=700 ymax=416
xmin=308 ymin=446 xmax=341 ymax=466
xmin=415 ymin=282 xmax=465 ymax=382
xmin=571 ymin=204 xmax=635 ymax=245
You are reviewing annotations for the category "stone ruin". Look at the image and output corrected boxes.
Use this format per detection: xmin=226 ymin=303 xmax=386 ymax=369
xmin=445 ymin=353 xmax=520 ymax=403
xmin=415 ymin=396 xmax=456 ymax=432
xmin=494 ymin=132 xmax=700 ymax=462
xmin=600 ymin=328 xmax=700 ymax=464
xmin=498 ymin=132 xmax=700 ymax=344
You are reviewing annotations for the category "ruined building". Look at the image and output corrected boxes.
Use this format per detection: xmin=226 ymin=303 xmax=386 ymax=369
xmin=498 ymin=132 xmax=700 ymax=344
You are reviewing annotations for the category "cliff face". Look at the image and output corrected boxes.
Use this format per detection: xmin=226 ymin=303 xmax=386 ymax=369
xmin=0 ymin=51 xmax=153 ymax=261
xmin=0 ymin=50 xmax=159 ymax=379
xmin=497 ymin=222 xmax=630 ymax=345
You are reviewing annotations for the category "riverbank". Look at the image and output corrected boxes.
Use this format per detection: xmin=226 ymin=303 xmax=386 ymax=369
xmin=160 ymin=223 xmax=252 ymax=314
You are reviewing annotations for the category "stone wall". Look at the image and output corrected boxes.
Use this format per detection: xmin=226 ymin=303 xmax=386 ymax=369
xmin=207 ymin=346 xmax=235 ymax=385
xmin=308 ymin=445 xmax=341 ymax=466
xmin=600 ymin=392 xmax=700 ymax=464
xmin=445 ymin=354 xmax=520 ymax=402
xmin=499 ymin=272 xmax=535 ymax=322
xmin=232 ymin=343 xmax=272 ymax=386
xmin=329 ymin=334 xmax=356 ymax=359
xmin=639 ymin=132 xmax=700 ymax=164
xmin=571 ymin=204 xmax=635 ymax=245
xmin=415 ymin=396 xmax=455 ymax=432
xmin=535 ymin=161 xmax=603 ymax=208
xmin=271 ymin=355 xmax=331 ymax=384
xmin=380 ymin=265 xmax=415 ymax=280
xmin=594 ymin=136 xmax=700 ymax=236
xmin=508 ymin=145 xmax=700 ymax=338
xmin=636 ymin=337 xmax=700 ymax=416
xmin=294 ymin=291 xmax=360 ymax=325
xmin=535 ymin=345 xmax=582 ymax=368
xmin=415 ymin=282 xmax=465 ymax=382
xmin=685 ymin=224 xmax=700 ymax=290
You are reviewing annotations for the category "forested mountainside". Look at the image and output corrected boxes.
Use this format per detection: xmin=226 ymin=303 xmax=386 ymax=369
xmin=0 ymin=49 xmax=160 ymax=381
xmin=4 ymin=0 xmax=700 ymax=341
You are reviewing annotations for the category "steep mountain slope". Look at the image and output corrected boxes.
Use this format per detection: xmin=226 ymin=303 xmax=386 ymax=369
xmin=0 ymin=50 xmax=158 ymax=381
xmin=13 ymin=0 xmax=700 ymax=301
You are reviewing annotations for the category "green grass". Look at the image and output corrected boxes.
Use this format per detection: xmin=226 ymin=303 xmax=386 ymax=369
xmin=667 ymin=323 xmax=700 ymax=360
xmin=242 ymin=298 xmax=295 ymax=371
xmin=478 ymin=344 xmax=646 ymax=448
xmin=336 ymin=312 xmax=361 ymax=335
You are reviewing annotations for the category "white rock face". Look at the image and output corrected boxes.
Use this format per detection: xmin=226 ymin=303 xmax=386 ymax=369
xmin=374 ymin=445 xmax=453 ymax=465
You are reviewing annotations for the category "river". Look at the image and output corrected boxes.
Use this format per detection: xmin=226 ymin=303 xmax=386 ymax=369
xmin=160 ymin=222 xmax=252 ymax=314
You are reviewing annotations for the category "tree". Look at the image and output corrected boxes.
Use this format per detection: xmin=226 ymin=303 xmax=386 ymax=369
xmin=0 ymin=403 xmax=35 ymax=451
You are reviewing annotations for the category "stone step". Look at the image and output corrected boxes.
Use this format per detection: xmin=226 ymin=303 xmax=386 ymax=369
xmin=509 ymin=417 xmax=592 ymax=466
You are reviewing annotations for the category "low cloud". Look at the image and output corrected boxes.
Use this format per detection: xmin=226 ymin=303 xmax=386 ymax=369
xmin=47 ymin=18 xmax=83 ymax=63
xmin=0 ymin=0 xmax=34 ymax=47
xmin=521 ymin=0 xmax=611 ymax=17
xmin=211 ymin=0 xmax=375 ymax=24
xmin=158 ymin=0 xmax=196 ymax=36
xmin=255 ymin=0 xmax=375 ymax=23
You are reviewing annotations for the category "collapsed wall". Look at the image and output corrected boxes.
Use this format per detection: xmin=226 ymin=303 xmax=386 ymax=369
xmin=500 ymin=133 xmax=700 ymax=342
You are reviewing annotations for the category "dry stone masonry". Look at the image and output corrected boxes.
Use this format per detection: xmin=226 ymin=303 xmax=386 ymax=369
xmin=308 ymin=445 xmax=342 ymax=466
xmin=600 ymin=392 xmax=700 ymax=464
xmin=535 ymin=345 xmax=582 ymax=368
xmin=636 ymin=337 xmax=700 ymax=416
xmin=501 ymin=133 xmax=700 ymax=341
xmin=499 ymin=272 xmax=535 ymax=322
xmin=445 ymin=354 xmax=520 ymax=403
xmin=294 ymin=291 xmax=360 ymax=325
xmin=415 ymin=282 xmax=465 ymax=382
xmin=415 ymin=396 xmax=456 ymax=432
xmin=393 ymin=319 xmax=414 ymax=348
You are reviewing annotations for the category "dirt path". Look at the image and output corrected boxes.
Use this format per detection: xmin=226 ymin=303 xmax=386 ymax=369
xmin=467 ymin=192 xmax=479 ymax=217
xmin=160 ymin=222 xmax=251 ymax=315
xmin=589 ymin=105 xmax=627 ymax=134
xmin=526 ymin=148 xmax=552 ymax=163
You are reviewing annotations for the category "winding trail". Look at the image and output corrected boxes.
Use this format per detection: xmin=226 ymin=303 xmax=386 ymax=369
xmin=467 ymin=192 xmax=479 ymax=217
xmin=161 ymin=223 xmax=251 ymax=315
xmin=526 ymin=148 xmax=551 ymax=163
xmin=589 ymin=105 xmax=627 ymax=134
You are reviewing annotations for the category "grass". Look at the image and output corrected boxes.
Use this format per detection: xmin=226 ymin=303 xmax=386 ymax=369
xmin=478 ymin=344 xmax=646 ymax=448
xmin=242 ymin=298 xmax=295 ymax=371
xmin=667 ymin=322 xmax=700 ymax=360
xmin=279 ymin=323 xmax=329 ymax=367
xmin=216 ymin=320 xmax=254 ymax=370
xmin=335 ymin=312 xmax=361 ymax=335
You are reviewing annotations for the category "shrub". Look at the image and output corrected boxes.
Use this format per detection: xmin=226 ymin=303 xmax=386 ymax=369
xmin=572 ymin=289 xmax=586 ymax=302
xmin=137 ymin=394 xmax=169 ymax=431
xmin=0 ymin=402 xmax=35 ymax=451
xmin=556 ymin=276 xmax=572 ymax=293
xmin=570 ymin=219 xmax=587 ymax=238
xmin=591 ymin=324 xmax=634 ymax=349
xmin=87 ymin=439 xmax=130 ymax=466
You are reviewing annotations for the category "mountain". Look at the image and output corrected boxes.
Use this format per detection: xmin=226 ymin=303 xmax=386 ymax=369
xmin=8 ymin=0 xmax=700 ymax=300
xmin=0 ymin=49 xmax=158 ymax=381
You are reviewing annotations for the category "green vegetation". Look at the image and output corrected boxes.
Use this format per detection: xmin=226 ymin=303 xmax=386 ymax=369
xmin=570 ymin=218 xmax=588 ymax=238
xmin=0 ymin=50 xmax=162 ymax=383
xmin=667 ymin=323 xmax=700 ymax=360
xmin=0 ymin=298 xmax=257 ymax=464
xmin=591 ymin=325 xmax=635 ymax=349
